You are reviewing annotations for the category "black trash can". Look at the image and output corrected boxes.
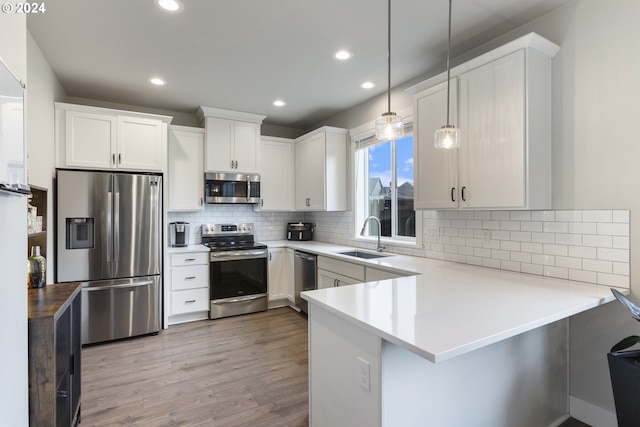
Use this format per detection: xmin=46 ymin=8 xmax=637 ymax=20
xmin=608 ymin=350 xmax=640 ymax=427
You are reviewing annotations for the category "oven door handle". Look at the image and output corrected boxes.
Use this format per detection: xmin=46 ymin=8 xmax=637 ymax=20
xmin=210 ymin=250 xmax=268 ymax=260
xmin=213 ymin=294 xmax=266 ymax=304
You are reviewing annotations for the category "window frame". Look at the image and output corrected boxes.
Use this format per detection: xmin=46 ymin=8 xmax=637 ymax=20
xmin=351 ymin=116 xmax=422 ymax=248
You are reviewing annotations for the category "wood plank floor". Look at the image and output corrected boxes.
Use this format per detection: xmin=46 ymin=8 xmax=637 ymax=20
xmin=81 ymin=306 xmax=591 ymax=427
xmin=81 ymin=307 xmax=309 ymax=427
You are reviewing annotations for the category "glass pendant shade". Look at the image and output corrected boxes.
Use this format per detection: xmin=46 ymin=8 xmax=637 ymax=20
xmin=375 ymin=112 xmax=404 ymax=141
xmin=434 ymin=125 xmax=461 ymax=149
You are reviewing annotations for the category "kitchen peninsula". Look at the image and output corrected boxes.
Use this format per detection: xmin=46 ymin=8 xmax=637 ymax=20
xmin=296 ymin=244 xmax=620 ymax=427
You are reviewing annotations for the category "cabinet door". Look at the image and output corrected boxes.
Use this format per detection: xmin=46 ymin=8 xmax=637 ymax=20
xmin=260 ymin=138 xmax=293 ymax=210
xmin=459 ymin=50 xmax=526 ymax=208
xmin=205 ymin=117 xmax=234 ymax=172
xmin=168 ymin=128 xmax=204 ymax=211
xmin=268 ymin=248 xmax=286 ymax=301
xmin=117 ymin=116 xmax=165 ymax=171
xmin=233 ymin=121 xmax=259 ymax=173
xmin=295 ymin=133 xmax=325 ymax=210
xmin=65 ymin=110 xmax=116 ymax=169
xmin=285 ymin=248 xmax=295 ymax=302
xmin=317 ymin=269 xmax=338 ymax=289
xmin=414 ymin=80 xmax=459 ymax=208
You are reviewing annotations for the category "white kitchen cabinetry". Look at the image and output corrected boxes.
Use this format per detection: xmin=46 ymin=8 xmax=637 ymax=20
xmin=294 ymin=126 xmax=347 ymax=211
xmin=55 ymin=102 xmax=171 ymax=172
xmin=408 ymin=33 xmax=559 ymax=210
xmin=167 ymin=250 xmax=209 ymax=325
xmin=285 ymin=248 xmax=295 ymax=304
xmin=197 ymin=106 xmax=266 ymax=174
xmin=268 ymin=248 xmax=287 ymax=304
xmin=168 ymin=126 xmax=204 ymax=211
xmin=317 ymin=256 xmax=365 ymax=288
xmin=259 ymin=136 xmax=294 ymax=210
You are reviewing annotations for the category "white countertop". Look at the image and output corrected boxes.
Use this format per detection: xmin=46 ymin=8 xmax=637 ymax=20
xmin=166 ymin=244 xmax=209 ymax=254
xmin=274 ymin=240 xmax=624 ymax=363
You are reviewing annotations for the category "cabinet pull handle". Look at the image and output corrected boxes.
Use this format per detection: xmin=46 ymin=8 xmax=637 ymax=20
xmin=269 ymin=252 xmax=272 ymax=261
xmin=57 ymin=390 xmax=68 ymax=398
xmin=185 ymin=276 xmax=196 ymax=280
xmin=185 ymin=299 xmax=196 ymax=303
xmin=118 ymin=153 xmax=122 ymax=164
xmin=235 ymin=160 xmax=239 ymax=169
xmin=451 ymin=187 xmax=456 ymax=202
xmin=200 ymin=197 xmax=203 ymax=206
xmin=112 ymin=153 xmax=116 ymax=165
xmin=184 ymin=258 xmax=196 ymax=261
xmin=231 ymin=160 xmax=234 ymax=169
xmin=461 ymin=186 xmax=466 ymax=202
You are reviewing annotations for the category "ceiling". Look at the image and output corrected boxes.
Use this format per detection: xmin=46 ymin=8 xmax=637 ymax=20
xmin=27 ymin=0 xmax=573 ymax=130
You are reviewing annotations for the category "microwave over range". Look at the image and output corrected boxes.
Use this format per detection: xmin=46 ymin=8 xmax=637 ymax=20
xmin=205 ymin=172 xmax=260 ymax=204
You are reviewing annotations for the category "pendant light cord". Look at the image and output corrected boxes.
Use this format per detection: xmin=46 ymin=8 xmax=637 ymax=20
xmin=445 ymin=0 xmax=452 ymax=126
xmin=387 ymin=0 xmax=391 ymax=114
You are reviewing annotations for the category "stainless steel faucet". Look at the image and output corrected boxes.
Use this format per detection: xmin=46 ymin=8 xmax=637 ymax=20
xmin=359 ymin=216 xmax=386 ymax=252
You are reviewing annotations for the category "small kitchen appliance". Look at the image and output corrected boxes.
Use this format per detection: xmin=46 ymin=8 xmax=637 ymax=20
xmin=287 ymin=222 xmax=314 ymax=241
xmin=169 ymin=221 xmax=189 ymax=247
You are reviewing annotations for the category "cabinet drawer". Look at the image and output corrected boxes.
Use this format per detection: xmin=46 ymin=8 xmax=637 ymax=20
xmin=317 ymin=256 xmax=365 ymax=281
xmin=171 ymin=288 xmax=209 ymax=314
xmin=171 ymin=265 xmax=209 ymax=290
xmin=171 ymin=252 xmax=209 ymax=267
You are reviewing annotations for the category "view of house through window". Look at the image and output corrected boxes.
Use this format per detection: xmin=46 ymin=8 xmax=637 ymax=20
xmin=355 ymin=131 xmax=415 ymax=242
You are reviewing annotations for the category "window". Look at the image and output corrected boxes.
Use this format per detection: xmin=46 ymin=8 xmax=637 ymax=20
xmin=354 ymin=124 xmax=417 ymax=244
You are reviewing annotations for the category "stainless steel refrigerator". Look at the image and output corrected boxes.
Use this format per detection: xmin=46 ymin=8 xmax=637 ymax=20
xmin=56 ymin=169 xmax=162 ymax=345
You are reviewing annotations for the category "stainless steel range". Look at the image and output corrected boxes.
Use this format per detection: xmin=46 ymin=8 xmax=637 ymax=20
xmin=202 ymin=223 xmax=268 ymax=319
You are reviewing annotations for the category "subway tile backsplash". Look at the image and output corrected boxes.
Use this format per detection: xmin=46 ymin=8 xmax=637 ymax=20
xmin=422 ymin=210 xmax=630 ymax=288
xmin=169 ymin=206 xmax=630 ymax=289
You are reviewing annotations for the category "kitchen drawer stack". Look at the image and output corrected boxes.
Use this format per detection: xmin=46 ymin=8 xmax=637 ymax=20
xmin=168 ymin=250 xmax=209 ymax=324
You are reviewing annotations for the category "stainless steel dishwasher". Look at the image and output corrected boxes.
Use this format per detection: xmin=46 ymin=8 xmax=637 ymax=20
xmin=294 ymin=250 xmax=317 ymax=314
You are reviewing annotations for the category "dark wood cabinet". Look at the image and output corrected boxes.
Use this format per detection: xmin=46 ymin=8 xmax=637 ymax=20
xmin=28 ymin=282 xmax=82 ymax=426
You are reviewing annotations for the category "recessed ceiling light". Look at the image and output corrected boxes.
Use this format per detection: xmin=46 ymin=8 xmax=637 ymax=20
xmin=149 ymin=77 xmax=166 ymax=86
xmin=155 ymin=0 xmax=183 ymax=12
xmin=273 ymin=100 xmax=286 ymax=107
xmin=361 ymin=81 xmax=375 ymax=89
xmin=334 ymin=50 xmax=352 ymax=61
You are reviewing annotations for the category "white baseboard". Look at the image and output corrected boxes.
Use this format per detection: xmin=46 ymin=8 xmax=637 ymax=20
xmin=569 ymin=395 xmax=617 ymax=427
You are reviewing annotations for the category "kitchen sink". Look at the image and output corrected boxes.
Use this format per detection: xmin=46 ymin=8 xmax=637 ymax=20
xmin=338 ymin=250 xmax=390 ymax=259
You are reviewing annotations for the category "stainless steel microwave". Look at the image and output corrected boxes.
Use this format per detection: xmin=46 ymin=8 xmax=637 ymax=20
xmin=205 ymin=172 xmax=260 ymax=204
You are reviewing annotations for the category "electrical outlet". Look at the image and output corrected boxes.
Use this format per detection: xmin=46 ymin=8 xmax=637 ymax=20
xmin=357 ymin=357 xmax=370 ymax=392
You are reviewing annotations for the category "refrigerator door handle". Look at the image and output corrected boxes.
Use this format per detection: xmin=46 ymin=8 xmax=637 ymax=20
xmin=82 ymin=279 xmax=154 ymax=292
xmin=107 ymin=191 xmax=113 ymax=263
xmin=114 ymin=191 xmax=120 ymax=262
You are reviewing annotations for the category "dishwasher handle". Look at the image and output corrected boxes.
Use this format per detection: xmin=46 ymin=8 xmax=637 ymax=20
xmin=294 ymin=251 xmax=316 ymax=262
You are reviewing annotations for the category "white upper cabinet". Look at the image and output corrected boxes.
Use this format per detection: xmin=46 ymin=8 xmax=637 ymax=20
xmin=259 ymin=136 xmax=294 ymax=211
xmin=168 ymin=125 xmax=205 ymax=212
xmin=294 ymin=126 xmax=347 ymax=211
xmin=55 ymin=103 xmax=171 ymax=172
xmin=407 ymin=33 xmax=560 ymax=210
xmin=197 ymin=106 xmax=266 ymax=174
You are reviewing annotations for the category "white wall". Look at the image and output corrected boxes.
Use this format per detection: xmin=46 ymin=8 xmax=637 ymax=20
xmin=0 ymin=12 xmax=29 ymax=427
xmin=27 ymin=32 xmax=67 ymax=283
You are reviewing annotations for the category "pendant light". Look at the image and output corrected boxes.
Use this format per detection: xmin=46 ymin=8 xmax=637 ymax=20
xmin=434 ymin=0 xmax=461 ymax=149
xmin=375 ymin=0 xmax=404 ymax=141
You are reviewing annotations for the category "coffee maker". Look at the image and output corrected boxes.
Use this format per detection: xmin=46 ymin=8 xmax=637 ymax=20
xmin=169 ymin=221 xmax=190 ymax=247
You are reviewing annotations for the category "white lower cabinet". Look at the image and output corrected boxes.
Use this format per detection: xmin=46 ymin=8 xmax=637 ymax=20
xmin=317 ymin=256 xmax=365 ymax=288
xmin=268 ymin=248 xmax=287 ymax=304
xmin=285 ymin=248 xmax=295 ymax=303
xmin=168 ymin=250 xmax=209 ymax=325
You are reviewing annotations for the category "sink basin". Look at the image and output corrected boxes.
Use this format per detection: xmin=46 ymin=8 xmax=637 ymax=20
xmin=338 ymin=250 xmax=389 ymax=259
